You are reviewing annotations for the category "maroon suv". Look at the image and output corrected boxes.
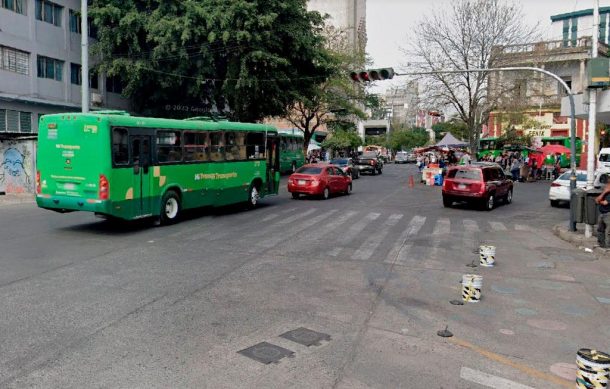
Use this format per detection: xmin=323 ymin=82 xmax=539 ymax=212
xmin=442 ymin=163 xmax=513 ymax=210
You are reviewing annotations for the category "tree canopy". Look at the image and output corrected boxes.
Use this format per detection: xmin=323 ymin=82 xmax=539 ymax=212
xmin=387 ymin=128 xmax=430 ymax=151
xmin=90 ymin=0 xmax=332 ymax=122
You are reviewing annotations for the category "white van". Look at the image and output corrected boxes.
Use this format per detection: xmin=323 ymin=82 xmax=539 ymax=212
xmin=598 ymin=147 xmax=610 ymax=172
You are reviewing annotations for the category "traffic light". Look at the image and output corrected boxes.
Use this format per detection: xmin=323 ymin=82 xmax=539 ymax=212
xmin=350 ymin=68 xmax=395 ymax=82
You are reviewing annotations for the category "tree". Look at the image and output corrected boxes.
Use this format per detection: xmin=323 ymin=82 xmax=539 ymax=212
xmin=89 ymin=0 xmax=331 ymax=122
xmin=407 ymin=0 xmax=538 ymax=154
xmin=432 ymin=120 xmax=469 ymax=141
xmin=285 ymin=25 xmax=368 ymax=154
xmin=387 ymin=128 xmax=430 ymax=151
xmin=322 ymin=129 xmax=363 ymax=152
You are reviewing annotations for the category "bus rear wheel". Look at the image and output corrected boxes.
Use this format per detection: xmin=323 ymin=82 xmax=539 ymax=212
xmin=160 ymin=190 xmax=181 ymax=225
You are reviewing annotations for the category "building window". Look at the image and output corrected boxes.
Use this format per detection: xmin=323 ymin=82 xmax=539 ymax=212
xmin=562 ymin=19 xmax=570 ymax=47
xmin=106 ymin=75 xmax=123 ymax=94
xmin=0 ymin=110 xmax=32 ymax=133
xmin=515 ymin=79 xmax=527 ymax=99
xmin=70 ymin=63 xmax=81 ymax=85
xmin=600 ymin=14 xmax=607 ymax=45
xmin=0 ymin=45 xmax=29 ymax=75
xmin=1 ymin=0 xmax=26 ymax=15
xmin=90 ymin=70 xmax=99 ymax=89
xmin=571 ymin=17 xmax=578 ymax=47
xmin=37 ymin=55 xmax=63 ymax=81
xmin=35 ymin=0 xmax=62 ymax=27
xmin=558 ymin=77 xmax=571 ymax=96
xmin=68 ymin=9 xmax=97 ymax=37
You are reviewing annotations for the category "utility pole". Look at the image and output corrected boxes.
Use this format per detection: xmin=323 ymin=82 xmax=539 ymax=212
xmin=81 ymin=0 xmax=89 ymax=113
xmin=585 ymin=0 xmax=600 ymax=238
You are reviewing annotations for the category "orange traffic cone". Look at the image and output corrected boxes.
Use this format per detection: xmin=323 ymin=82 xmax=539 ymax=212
xmin=409 ymin=175 xmax=415 ymax=188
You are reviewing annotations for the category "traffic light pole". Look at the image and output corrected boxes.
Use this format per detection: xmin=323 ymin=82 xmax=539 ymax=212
xmin=393 ymin=67 xmax=578 ymax=231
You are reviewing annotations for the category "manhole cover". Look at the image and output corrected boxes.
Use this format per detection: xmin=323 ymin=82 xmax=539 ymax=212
xmin=237 ymin=342 xmax=294 ymax=364
xmin=280 ymin=327 xmax=331 ymax=347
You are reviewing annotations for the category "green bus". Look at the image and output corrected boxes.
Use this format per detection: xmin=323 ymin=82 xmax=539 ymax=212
xmin=36 ymin=111 xmax=280 ymax=224
xmin=279 ymin=129 xmax=305 ymax=173
xmin=540 ymin=136 xmax=582 ymax=166
xmin=477 ymin=137 xmax=501 ymax=159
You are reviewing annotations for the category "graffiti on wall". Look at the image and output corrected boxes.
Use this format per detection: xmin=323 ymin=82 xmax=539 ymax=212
xmin=0 ymin=140 xmax=34 ymax=193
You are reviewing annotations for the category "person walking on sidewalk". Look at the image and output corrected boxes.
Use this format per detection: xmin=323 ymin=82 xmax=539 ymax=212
xmin=595 ymin=181 xmax=610 ymax=248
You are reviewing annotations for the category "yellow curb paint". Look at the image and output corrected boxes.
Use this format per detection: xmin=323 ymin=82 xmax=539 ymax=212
xmin=448 ymin=337 xmax=572 ymax=388
xmin=125 ymin=187 xmax=133 ymax=200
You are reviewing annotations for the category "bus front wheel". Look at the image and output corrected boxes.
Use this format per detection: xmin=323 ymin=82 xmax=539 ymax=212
xmin=248 ymin=185 xmax=260 ymax=208
xmin=160 ymin=190 xmax=181 ymax=225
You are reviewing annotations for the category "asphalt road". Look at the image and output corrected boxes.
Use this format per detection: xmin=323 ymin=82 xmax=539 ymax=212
xmin=1 ymin=163 xmax=608 ymax=388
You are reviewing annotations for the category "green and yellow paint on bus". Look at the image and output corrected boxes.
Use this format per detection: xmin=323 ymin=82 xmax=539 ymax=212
xmin=36 ymin=111 xmax=280 ymax=224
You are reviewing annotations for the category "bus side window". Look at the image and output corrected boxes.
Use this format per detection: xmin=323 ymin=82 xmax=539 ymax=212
xmin=112 ymin=127 xmax=129 ymax=165
xmin=157 ymin=130 xmax=183 ymax=163
xmin=210 ymin=132 xmax=224 ymax=161
xmin=224 ymin=131 xmax=242 ymax=161
xmin=184 ymin=132 xmax=208 ymax=162
xmin=246 ymin=132 xmax=265 ymax=160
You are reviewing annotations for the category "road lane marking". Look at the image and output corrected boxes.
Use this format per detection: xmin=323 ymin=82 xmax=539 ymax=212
xmin=449 ymin=337 xmax=572 ymax=388
xmin=257 ymin=210 xmax=338 ymax=249
xmin=385 ymin=215 xmax=427 ymax=265
xmin=489 ymin=221 xmax=507 ymax=231
xmin=262 ymin=213 xmax=280 ymax=222
xmin=515 ymin=224 xmax=533 ymax=231
xmin=276 ymin=208 xmax=317 ymax=225
xmin=299 ymin=211 xmax=359 ymax=243
xmin=329 ymin=247 xmax=342 ymax=257
xmin=460 ymin=367 xmax=535 ymax=389
xmin=329 ymin=212 xmax=381 ymax=257
xmin=463 ymin=219 xmax=480 ymax=232
xmin=432 ymin=218 xmax=450 ymax=235
xmin=352 ymin=214 xmax=403 ymax=260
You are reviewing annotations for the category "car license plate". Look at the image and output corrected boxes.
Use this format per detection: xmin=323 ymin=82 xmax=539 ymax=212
xmin=458 ymin=184 xmax=466 ymax=190
xmin=298 ymin=180 xmax=306 ymax=185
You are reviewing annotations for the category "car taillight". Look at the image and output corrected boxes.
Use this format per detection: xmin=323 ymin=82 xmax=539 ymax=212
xmin=36 ymin=170 xmax=41 ymax=194
xmin=99 ymin=174 xmax=109 ymax=200
xmin=550 ymin=182 xmax=561 ymax=187
xmin=311 ymin=180 xmax=319 ymax=187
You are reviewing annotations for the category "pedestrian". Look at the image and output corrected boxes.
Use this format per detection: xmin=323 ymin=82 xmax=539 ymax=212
xmin=595 ymin=181 xmax=610 ymax=248
xmin=510 ymin=158 xmax=521 ymax=181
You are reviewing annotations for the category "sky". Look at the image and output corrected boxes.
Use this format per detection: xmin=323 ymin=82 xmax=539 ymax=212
xmin=366 ymin=0 xmax=610 ymax=93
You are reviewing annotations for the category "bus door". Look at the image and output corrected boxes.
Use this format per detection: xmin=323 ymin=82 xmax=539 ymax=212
xmin=266 ymin=134 xmax=280 ymax=194
xmin=130 ymin=134 xmax=153 ymax=218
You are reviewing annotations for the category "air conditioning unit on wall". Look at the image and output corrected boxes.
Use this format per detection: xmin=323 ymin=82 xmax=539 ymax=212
xmin=90 ymin=92 xmax=103 ymax=106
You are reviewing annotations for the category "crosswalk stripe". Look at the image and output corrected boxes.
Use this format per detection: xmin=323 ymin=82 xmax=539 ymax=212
xmin=385 ymin=215 xmax=427 ymax=265
xmin=299 ymin=211 xmax=359 ymax=243
xmin=328 ymin=212 xmax=381 ymax=257
xmin=463 ymin=219 xmax=480 ymax=232
xmin=432 ymin=218 xmax=450 ymax=235
xmin=276 ymin=208 xmax=317 ymax=225
xmin=460 ymin=367 xmax=534 ymax=389
xmin=329 ymin=247 xmax=342 ymax=257
xmin=262 ymin=213 xmax=280 ymax=222
xmin=514 ymin=224 xmax=533 ymax=232
xmin=257 ymin=210 xmax=338 ymax=249
xmin=489 ymin=221 xmax=507 ymax=231
xmin=352 ymin=214 xmax=404 ymax=261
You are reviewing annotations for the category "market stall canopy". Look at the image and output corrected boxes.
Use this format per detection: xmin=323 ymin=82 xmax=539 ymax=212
xmin=435 ymin=133 xmax=468 ymax=147
xmin=307 ymin=139 xmax=322 ymax=152
xmin=538 ymin=144 xmax=571 ymax=155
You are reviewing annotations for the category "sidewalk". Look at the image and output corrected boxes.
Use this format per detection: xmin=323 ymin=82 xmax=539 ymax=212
xmin=0 ymin=193 xmax=35 ymax=207
xmin=553 ymin=223 xmax=609 ymax=259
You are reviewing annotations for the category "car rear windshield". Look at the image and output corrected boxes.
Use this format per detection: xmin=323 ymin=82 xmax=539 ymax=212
xmin=331 ymin=159 xmax=348 ymax=165
xmin=559 ymin=172 xmax=587 ymax=181
xmin=296 ymin=167 xmax=322 ymax=174
xmin=448 ymin=169 xmax=482 ymax=180
xmin=361 ymin=152 xmax=377 ymax=158
xmin=600 ymin=153 xmax=610 ymax=162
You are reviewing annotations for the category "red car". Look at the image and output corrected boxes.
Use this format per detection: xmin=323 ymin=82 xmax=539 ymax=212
xmin=288 ymin=164 xmax=352 ymax=199
xmin=442 ymin=163 xmax=513 ymax=210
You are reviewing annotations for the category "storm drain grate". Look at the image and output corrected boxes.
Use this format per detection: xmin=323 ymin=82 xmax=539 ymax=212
xmin=280 ymin=327 xmax=331 ymax=347
xmin=238 ymin=342 xmax=294 ymax=364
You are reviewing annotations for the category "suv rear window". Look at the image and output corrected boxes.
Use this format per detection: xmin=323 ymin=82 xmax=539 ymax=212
xmin=448 ymin=169 xmax=482 ymax=180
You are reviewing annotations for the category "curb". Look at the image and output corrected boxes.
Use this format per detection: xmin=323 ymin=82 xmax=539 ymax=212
xmin=0 ymin=194 xmax=36 ymax=207
xmin=552 ymin=224 xmax=609 ymax=260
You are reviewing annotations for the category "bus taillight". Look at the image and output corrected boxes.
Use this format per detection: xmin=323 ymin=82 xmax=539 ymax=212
xmin=99 ymin=174 xmax=109 ymax=200
xmin=36 ymin=171 xmax=41 ymax=194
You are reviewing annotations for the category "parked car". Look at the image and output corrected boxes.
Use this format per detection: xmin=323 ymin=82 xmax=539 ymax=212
xmin=549 ymin=170 xmax=587 ymax=207
xmin=287 ymin=164 xmax=352 ymax=199
xmin=355 ymin=151 xmax=383 ymax=175
xmin=394 ymin=151 xmax=409 ymax=164
xmin=442 ymin=163 xmax=513 ymax=210
xmin=330 ymin=158 xmax=360 ymax=179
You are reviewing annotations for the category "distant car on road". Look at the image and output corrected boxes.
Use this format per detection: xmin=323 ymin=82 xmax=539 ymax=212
xmin=548 ymin=170 xmax=588 ymax=207
xmin=288 ymin=164 xmax=352 ymax=200
xmin=442 ymin=163 xmax=513 ymax=210
xmin=394 ymin=151 xmax=409 ymax=164
xmin=355 ymin=151 xmax=383 ymax=175
xmin=330 ymin=158 xmax=360 ymax=179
